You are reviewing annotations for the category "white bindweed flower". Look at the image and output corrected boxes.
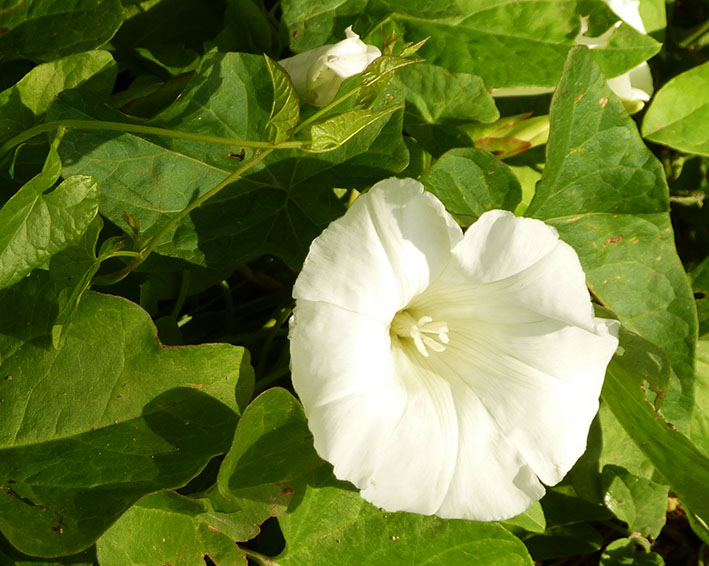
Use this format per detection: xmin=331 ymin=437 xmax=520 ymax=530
xmin=279 ymin=26 xmax=381 ymax=107
xmin=289 ymin=178 xmax=619 ymax=521
xmin=575 ymin=16 xmax=654 ymax=113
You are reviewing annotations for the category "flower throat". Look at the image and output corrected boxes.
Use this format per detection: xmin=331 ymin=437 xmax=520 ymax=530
xmin=390 ymin=310 xmax=449 ymax=358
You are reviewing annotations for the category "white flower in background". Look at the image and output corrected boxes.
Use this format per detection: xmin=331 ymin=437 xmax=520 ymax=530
xmin=279 ymin=26 xmax=381 ymax=107
xmin=602 ymin=0 xmax=646 ymax=33
xmin=289 ymin=178 xmax=619 ymax=521
xmin=575 ymin=16 xmax=654 ymax=112
xmin=606 ymin=62 xmax=654 ymax=111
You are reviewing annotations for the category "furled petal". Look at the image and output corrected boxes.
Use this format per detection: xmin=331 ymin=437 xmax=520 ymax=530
xmin=574 ymin=16 xmax=621 ymax=50
xmin=293 ymin=178 xmax=462 ymax=323
xmin=279 ymin=46 xmax=330 ymax=95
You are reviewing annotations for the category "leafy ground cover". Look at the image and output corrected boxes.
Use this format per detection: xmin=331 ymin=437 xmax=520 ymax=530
xmin=0 ymin=0 xmax=708 ymax=565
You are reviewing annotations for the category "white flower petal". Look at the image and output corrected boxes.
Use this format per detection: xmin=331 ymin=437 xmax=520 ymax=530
xmin=436 ymin=385 xmax=545 ymax=521
xmin=575 ymin=16 xmax=621 ymax=50
xmin=602 ymin=0 xmax=646 ymax=33
xmin=433 ymin=317 xmax=617 ymax=486
xmin=354 ymin=342 xmax=459 ymax=515
xmin=308 ymin=386 xmax=409 ymax=488
xmin=279 ymin=46 xmax=330 ymax=94
xmin=445 ymin=210 xmax=597 ymax=331
xmin=607 ymin=62 xmax=654 ymax=112
xmin=289 ymin=300 xmax=393 ymax=410
xmin=293 ymin=178 xmax=463 ymax=323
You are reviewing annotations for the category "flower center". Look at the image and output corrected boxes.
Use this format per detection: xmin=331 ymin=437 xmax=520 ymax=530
xmin=390 ymin=310 xmax=449 ymax=358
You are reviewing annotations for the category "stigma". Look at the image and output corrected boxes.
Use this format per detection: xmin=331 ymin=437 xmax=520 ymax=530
xmin=390 ymin=310 xmax=450 ymax=358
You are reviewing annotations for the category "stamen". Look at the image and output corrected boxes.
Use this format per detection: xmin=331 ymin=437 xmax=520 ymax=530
xmin=391 ymin=310 xmax=450 ymax=357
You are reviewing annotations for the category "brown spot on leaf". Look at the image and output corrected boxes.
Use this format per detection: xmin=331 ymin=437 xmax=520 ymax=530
xmin=575 ymin=92 xmax=584 ymax=103
xmin=603 ymin=235 xmax=623 ymax=247
xmin=599 ymin=97 xmax=609 ymax=107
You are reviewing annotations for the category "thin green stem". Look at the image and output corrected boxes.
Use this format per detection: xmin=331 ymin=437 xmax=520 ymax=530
xmin=144 ymin=148 xmax=273 ymax=256
xmin=170 ymin=271 xmax=192 ymax=320
xmin=256 ymin=305 xmax=292 ymax=379
xmin=220 ymin=280 xmax=235 ymax=335
xmin=241 ymin=548 xmax=281 ymax=566
xmin=294 ymin=87 xmax=359 ymax=134
xmin=678 ymin=18 xmax=709 ymax=49
xmin=99 ymin=250 xmax=141 ymax=260
xmin=0 ymin=120 xmax=305 ymax=159
xmin=96 ymin=149 xmax=273 ymax=284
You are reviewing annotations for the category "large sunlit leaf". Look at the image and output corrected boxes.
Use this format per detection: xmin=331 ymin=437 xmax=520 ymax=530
xmin=601 ymin=465 xmax=668 ymax=538
xmin=0 ymin=279 xmax=254 ymax=556
xmin=689 ymin=337 xmax=709 ymax=457
xmin=95 ymin=491 xmax=248 ymax=566
xmin=216 ymin=388 xmax=324 ymax=540
xmin=264 ymin=56 xmax=300 ymax=145
xmin=53 ymin=52 xmax=407 ymax=272
xmin=603 ymin=327 xmax=709 ymax=533
xmin=599 ymin=538 xmax=665 ymax=566
xmin=0 ymin=0 xmax=124 ymax=63
xmin=0 ymin=50 xmax=116 ymax=146
xmin=281 ymin=0 xmax=369 ymax=52
xmin=395 ymin=62 xmax=499 ymax=156
xmin=420 ymin=147 xmax=522 ymax=219
xmin=641 ymin=62 xmax=709 ymax=157
xmin=275 ymin=467 xmax=534 ymax=566
xmin=282 ymin=0 xmax=660 ymax=89
xmin=527 ymin=47 xmax=697 ymax=427
xmin=0 ymin=143 xmax=98 ymax=290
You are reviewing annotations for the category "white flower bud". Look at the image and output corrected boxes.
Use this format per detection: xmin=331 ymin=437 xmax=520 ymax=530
xmin=280 ymin=26 xmax=381 ymax=107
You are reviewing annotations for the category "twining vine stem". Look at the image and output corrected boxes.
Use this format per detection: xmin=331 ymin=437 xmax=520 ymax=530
xmin=3 ymin=73 xmax=383 ymax=284
xmin=93 ymin=148 xmax=274 ymax=284
xmin=0 ymin=119 xmax=304 ymax=159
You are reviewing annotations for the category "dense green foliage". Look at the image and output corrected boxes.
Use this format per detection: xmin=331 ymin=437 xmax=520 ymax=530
xmin=0 ymin=0 xmax=707 ymax=564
